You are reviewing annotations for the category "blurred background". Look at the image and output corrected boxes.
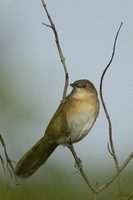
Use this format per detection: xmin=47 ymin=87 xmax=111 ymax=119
xmin=0 ymin=0 xmax=133 ymax=199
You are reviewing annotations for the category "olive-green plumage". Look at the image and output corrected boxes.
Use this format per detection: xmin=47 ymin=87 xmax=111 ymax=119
xmin=15 ymin=79 xmax=100 ymax=178
xmin=15 ymin=136 xmax=58 ymax=178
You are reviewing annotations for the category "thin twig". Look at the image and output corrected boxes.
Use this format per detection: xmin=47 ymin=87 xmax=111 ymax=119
xmin=68 ymin=143 xmax=96 ymax=192
xmin=99 ymin=152 xmax=133 ymax=192
xmin=41 ymin=0 xmax=69 ymax=103
xmin=0 ymin=134 xmax=20 ymax=198
xmin=93 ymin=192 xmax=99 ymax=200
xmin=99 ymin=22 xmax=123 ymax=198
xmin=124 ymin=192 xmax=133 ymax=200
xmin=41 ymin=0 xmax=69 ymax=139
xmin=0 ymin=154 xmax=10 ymax=195
xmin=100 ymin=22 xmax=123 ymax=158
xmin=0 ymin=134 xmax=16 ymax=178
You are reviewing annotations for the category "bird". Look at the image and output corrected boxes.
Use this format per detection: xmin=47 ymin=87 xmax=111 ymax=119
xmin=15 ymin=79 xmax=100 ymax=178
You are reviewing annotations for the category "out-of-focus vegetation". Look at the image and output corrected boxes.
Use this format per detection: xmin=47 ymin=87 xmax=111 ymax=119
xmin=0 ymin=165 xmax=133 ymax=200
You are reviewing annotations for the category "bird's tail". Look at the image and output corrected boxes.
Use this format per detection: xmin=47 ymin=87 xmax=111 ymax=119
xmin=15 ymin=136 xmax=58 ymax=178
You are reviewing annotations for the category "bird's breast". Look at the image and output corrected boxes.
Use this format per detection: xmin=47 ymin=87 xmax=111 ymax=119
xmin=51 ymin=94 xmax=99 ymax=145
xmin=65 ymin=96 xmax=99 ymax=143
xmin=66 ymin=106 xmax=95 ymax=142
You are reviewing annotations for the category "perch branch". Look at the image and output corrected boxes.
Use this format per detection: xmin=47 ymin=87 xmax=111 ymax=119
xmin=41 ymin=0 xmax=97 ymax=195
xmin=68 ymin=143 xmax=96 ymax=192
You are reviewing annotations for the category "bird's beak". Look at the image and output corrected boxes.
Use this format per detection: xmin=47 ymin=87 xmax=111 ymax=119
xmin=70 ymin=82 xmax=75 ymax=88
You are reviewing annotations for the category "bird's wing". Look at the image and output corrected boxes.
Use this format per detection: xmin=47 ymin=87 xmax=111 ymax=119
xmin=45 ymin=93 xmax=71 ymax=134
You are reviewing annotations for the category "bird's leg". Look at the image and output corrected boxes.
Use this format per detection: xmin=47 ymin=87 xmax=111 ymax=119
xmin=65 ymin=130 xmax=72 ymax=143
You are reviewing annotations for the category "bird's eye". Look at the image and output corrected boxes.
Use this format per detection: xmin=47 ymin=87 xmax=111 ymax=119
xmin=82 ymin=84 xmax=87 ymax=88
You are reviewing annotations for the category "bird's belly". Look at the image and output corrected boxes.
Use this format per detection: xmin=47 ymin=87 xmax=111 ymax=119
xmin=68 ymin=112 xmax=95 ymax=142
xmin=56 ymin=111 xmax=96 ymax=144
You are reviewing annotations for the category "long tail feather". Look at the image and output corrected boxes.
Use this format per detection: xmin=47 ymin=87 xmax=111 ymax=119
xmin=15 ymin=136 xmax=58 ymax=178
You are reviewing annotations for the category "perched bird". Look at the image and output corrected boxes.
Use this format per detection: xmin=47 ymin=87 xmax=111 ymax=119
xmin=15 ymin=79 xmax=100 ymax=178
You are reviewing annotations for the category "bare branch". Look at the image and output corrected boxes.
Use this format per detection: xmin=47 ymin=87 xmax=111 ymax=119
xmin=124 ymin=192 xmax=133 ymax=200
xmin=0 ymin=134 xmax=15 ymax=177
xmin=107 ymin=143 xmax=113 ymax=156
xmin=0 ymin=154 xmax=10 ymax=193
xmin=68 ymin=143 xmax=96 ymax=192
xmin=41 ymin=0 xmax=69 ymax=103
xmin=0 ymin=134 xmax=20 ymax=196
xmin=99 ymin=22 xmax=123 ymax=197
xmin=99 ymin=152 xmax=133 ymax=192
xmin=100 ymin=22 xmax=123 ymax=159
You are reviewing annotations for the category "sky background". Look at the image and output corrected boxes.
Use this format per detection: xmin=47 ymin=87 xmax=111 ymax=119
xmin=0 ymin=0 xmax=133 ymax=193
